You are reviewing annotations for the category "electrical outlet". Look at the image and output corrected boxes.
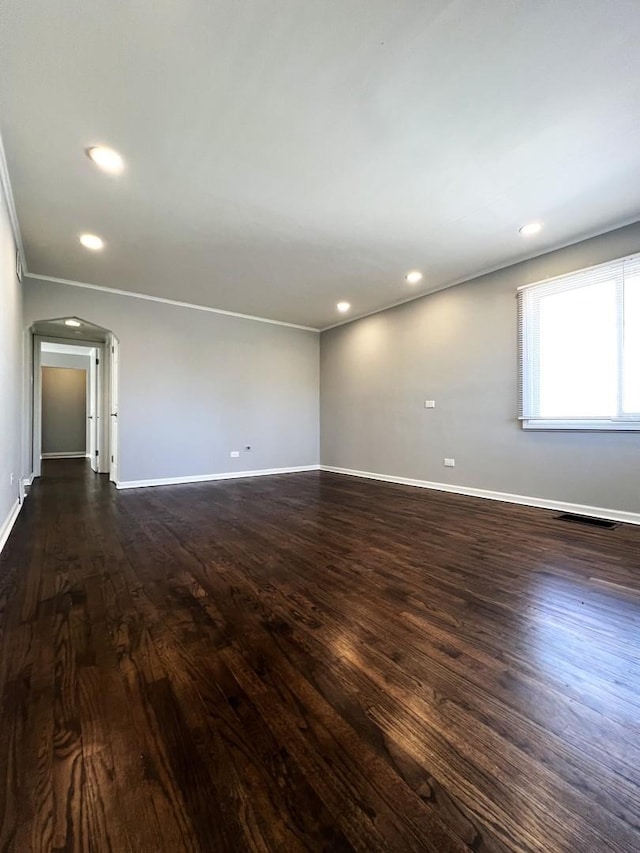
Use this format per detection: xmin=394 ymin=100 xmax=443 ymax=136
xmin=9 ymin=473 xmax=14 ymax=485
xmin=230 ymin=451 xmax=240 ymax=458
xmin=444 ymin=458 xmax=455 ymax=467
xmin=424 ymin=400 xmax=435 ymax=409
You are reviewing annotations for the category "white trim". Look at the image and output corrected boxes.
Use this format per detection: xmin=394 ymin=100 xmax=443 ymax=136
xmin=320 ymin=219 xmax=640 ymax=332
xmin=522 ymin=419 xmax=640 ymax=431
xmin=21 ymin=473 xmax=34 ymax=490
xmin=0 ymin=128 xmax=26 ymax=266
xmin=518 ymin=255 xmax=640 ymax=428
xmin=320 ymin=466 xmax=640 ymax=526
xmin=116 ymin=464 xmax=320 ymax=490
xmin=18 ymin=474 xmax=33 ymax=504
xmin=33 ymin=334 xmax=43 ymax=478
xmin=41 ymin=452 xmax=88 ymax=459
xmin=0 ymin=500 xmax=23 ymax=555
xmin=26 ymin=274 xmax=319 ymax=333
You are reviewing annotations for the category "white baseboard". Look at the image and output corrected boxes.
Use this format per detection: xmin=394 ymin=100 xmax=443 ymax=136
xmin=320 ymin=465 xmax=640 ymax=526
xmin=41 ymin=452 xmax=87 ymax=459
xmin=117 ymin=464 xmax=320 ymax=490
xmin=19 ymin=473 xmax=33 ymax=503
xmin=0 ymin=499 xmax=22 ymax=555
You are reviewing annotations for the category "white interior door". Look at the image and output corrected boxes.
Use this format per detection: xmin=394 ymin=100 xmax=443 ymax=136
xmin=88 ymin=348 xmax=98 ymax=471
xmin=32 ymin=336 xmax=43 ymax=478
xmin=109 ymin=336 xmax=119 ymax=484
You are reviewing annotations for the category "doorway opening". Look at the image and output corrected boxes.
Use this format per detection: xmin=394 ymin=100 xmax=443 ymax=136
xmin=31 ymin=317 xmax=119 ymax=484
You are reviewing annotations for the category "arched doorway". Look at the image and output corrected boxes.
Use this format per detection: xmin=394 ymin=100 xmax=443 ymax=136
xmin=30 ymin=316 xmax=119 ymax=484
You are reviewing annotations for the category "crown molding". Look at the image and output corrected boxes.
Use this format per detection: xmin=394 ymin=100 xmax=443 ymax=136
xmin=319 ymin=216 xmax=640 ymax=332
xmin=26 ymin=273 xmax=320 ymax=332
xmin=0 ymin=126 xmax=26 ymax=266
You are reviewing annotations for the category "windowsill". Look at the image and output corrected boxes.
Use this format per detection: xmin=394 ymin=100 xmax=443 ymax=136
xmin=521 ymin=419 xmax=640 ymax=431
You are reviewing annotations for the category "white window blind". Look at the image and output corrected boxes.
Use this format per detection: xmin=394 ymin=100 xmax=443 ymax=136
xmin=518 ymin=254 xmax=640 ymax=430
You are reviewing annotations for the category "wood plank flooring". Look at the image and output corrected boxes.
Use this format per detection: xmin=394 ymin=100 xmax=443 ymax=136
xmin=0 ymin=459 xmax=639 ymax=852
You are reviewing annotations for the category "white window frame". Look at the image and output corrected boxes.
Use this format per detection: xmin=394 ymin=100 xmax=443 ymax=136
xmin=518 ymin=253 xmax=640 ymax=431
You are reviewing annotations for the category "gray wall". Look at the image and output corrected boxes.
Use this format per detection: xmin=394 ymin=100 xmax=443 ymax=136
xmin=0 ymin=177 xmax=23 ymax=537
xmin=41 ymin=367 xmax=86 ymax=454
xmin=321 ymin=221 xmax=640 ymax=514
xmin=23 ymin=278 xmax=320 ymax=483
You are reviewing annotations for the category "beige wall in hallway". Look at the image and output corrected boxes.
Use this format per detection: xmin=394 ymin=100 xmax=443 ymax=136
xmin=41 ymin=367 xmax=87 ymax=455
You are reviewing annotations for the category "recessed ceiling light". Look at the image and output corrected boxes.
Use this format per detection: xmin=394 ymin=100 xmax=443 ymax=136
xmin=337 ymin=301 xmax=350 ymax=313
xmin=405 ymin=270 xmax=423 ymax=284
xmin=86 ymin=145 xmax=124 ymax=174
xmin=64 ymin=319 xmax=82 ymax=327
xmin=80 ymin=233 xmax=104 ymax=250
xmin=519 ymin=222 xmax=543 ymax=237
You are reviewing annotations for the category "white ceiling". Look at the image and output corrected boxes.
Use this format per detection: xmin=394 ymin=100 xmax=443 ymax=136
xmin=1 ymin=1 xmax=640 ymax=329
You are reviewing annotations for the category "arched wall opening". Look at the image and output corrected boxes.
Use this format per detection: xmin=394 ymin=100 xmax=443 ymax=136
xmin=30 ymin=316 xmax=119 ymax=482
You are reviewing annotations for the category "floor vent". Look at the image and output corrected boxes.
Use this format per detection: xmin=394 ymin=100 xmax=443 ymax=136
xmin=555 ymin=513 xmax=618 ymax=529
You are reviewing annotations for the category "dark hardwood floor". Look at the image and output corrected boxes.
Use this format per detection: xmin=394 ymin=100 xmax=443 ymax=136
xmin=0 ymin=460 xmax=639 ymax=852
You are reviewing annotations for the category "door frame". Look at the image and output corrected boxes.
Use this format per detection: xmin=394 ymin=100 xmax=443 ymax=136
xmin=88 ymin=348 xmax=99 ymax=471
xmin=33 ymin=334 xmax=107 ymax=477
xmin=108 ymin=334 xmax=119 ymax=484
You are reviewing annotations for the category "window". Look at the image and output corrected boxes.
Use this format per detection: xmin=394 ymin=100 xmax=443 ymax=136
xmin=518 ymin=254 xmax=640 ymax=430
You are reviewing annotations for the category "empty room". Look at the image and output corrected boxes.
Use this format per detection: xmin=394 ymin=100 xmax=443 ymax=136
xmin=0 ymin=2 xmax=639 ymax=851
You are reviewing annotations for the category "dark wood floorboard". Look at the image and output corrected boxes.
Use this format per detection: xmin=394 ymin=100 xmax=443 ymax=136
xmin=0 ymin=459 xmax=639 ymax=852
